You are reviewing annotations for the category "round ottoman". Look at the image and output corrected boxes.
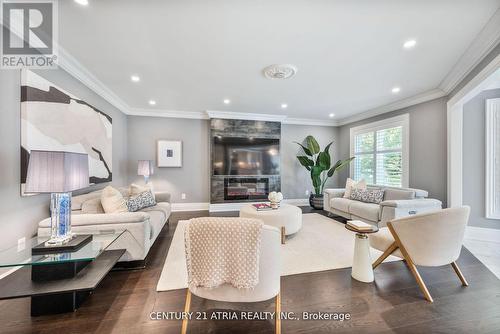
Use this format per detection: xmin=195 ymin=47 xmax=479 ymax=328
xmin=239 ymin=203 xmax=302 ymax=244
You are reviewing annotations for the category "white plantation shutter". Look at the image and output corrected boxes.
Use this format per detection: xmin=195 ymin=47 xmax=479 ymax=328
xmin=486 ymin=98 xmax=500 ymax=219
xmin=350 ymin=115 xmax=409 ymax=188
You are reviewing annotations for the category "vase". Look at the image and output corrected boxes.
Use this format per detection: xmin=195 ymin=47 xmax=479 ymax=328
xmin=309 ymin=193 xmax=324 ymax=210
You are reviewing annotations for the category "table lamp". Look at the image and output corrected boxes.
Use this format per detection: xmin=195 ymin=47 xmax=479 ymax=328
xmin=137 ymin=160 xmax=154 ymax=183
xmin=25 ymin=150 xmax=89 ymax=244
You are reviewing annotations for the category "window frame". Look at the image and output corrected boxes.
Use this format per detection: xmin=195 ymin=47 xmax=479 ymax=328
xmin=486 ymin=98 xmax=500 ymax=219
xmin=349 ymin=114 xmax=410 ymax=188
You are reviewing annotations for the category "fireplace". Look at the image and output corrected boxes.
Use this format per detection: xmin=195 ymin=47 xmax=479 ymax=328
xmin=224 ymin=177 xmax=269 ymax=201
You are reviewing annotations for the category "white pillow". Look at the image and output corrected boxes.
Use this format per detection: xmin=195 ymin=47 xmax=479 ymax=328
xmin=344 ymin=178 xmax=367 ymax=199
xmin=101 ymin=186 xmax=128 ymax=213
xmin=129 ymin=183 xmax=155 ymax=200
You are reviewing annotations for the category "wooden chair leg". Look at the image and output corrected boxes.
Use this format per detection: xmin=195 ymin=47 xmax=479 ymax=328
xmin=372 ymin=242 xmax=398 ymax=269
xmin=181 ymin=290 xmax=192 ymax=334
xmin=451 ymin=262 xmax=469 ymax=286
xmin=387 ymin=223 xmax=434 ymax=303
xmin=275 ymin=292 xmax=281 ymax=334
xmin=280 ymin=227 xmax=286 ymax=244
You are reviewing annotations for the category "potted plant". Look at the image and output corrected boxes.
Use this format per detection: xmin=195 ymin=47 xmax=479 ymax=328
xmin=295 ymin=135 xmax=354 ymax=209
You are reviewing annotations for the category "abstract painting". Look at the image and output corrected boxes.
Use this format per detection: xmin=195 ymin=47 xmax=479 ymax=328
xmin=20 ymin=70 xmax=112 ymax=195
xmin=157 ymin=140 xmax=182 ymax=167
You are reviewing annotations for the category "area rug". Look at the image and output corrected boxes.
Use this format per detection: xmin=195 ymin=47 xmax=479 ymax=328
xmin=156 ymin=213 xmax=400 ymax=291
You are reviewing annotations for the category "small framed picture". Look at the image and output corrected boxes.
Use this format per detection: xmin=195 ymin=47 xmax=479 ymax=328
xmin=157 ymin=140 xmax=182 ymax=167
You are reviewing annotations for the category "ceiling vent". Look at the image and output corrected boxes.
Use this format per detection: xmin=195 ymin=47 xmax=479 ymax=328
xmin=263 ymin=64 xmax=298 ymax=79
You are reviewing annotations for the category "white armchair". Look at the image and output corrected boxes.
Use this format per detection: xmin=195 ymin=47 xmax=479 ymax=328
xmin=181 ymin=220 xmax=282 ymax=334
xmin=369 ymin=206 xmax=471 ymax=302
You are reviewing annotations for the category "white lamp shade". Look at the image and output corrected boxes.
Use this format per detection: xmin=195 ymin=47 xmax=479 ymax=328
xmin=138 ymin=160 xmax=154 ymax=177
xmin=25 ymin=150 xmax=90 ymax=193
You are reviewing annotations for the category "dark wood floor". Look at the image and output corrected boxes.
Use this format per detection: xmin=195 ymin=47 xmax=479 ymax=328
xmin=1 ymin=209 xmax=499 ymax=334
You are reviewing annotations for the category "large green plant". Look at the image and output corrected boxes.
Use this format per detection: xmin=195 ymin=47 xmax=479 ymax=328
xmin=295 ymin=135 xmax=354 ymax=196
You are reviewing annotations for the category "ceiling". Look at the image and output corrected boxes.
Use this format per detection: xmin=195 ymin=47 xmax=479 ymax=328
xmin=58 ymin=0 xmax=500 ymax=123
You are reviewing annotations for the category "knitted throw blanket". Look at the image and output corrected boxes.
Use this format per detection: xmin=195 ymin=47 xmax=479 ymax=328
xmin=184 ymin=217 xmax=263 ymax=289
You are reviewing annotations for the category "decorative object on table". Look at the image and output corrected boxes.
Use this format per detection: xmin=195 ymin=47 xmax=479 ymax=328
xmin=137 ymin=160 xmax=154 ymax=183
xmin=25 ymin=150 xmax=90 ymax=244
xmin=252 ymin=203 xmax=273 ymax=211
xmin=31 ymin=235 xmax=93 ymax=255
xmin=344 ymin=221 xmax=379 ymax=283
xmin=157 ymin=140 xmax=182 ymax=167
xmin=295 ymin=135 xmax=354 ymax=209
xmin=126 ymin=190 xmax=157 ymax=212
xmin=268 ymin=191 xmax=283 ymax=209
xmin=21 ymin=69 xmax=112 ymax=196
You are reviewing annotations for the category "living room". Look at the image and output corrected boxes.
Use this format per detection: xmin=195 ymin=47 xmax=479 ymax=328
xmin=0 ymin=0 xmax=500 ymax=333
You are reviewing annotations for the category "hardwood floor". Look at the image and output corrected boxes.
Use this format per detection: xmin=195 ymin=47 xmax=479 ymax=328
xmin=1 ymin=209 xmax=499 ymax=334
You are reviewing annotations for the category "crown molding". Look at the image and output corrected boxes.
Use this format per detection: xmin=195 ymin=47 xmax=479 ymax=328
xmin=439 ymin=9 xmax=500 ymax=94
xmin=128 ymin=108 xmax=209 ymax=120
xmin=206 ymin=110 xmax=287 ymax=122
xmin=57 ymin=47 xmax=132 ymax=114
xmin=283 ymin=117 xmax=339 ymax=126
xmin=336 ymin=88 xmax=447 ymax=126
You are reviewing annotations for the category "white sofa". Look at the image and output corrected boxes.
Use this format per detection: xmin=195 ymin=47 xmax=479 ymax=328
xmin=38 ymin=188 xmax=171 ymax=264
xmin=324 ymin=186 xmax=442 ymax=227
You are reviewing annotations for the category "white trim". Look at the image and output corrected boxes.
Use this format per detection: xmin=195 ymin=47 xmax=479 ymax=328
xmin=485 ymin=98 xmax=500 ymax=219
xmin=171 ymin=202 xmax=209 ymax=212
xmin=439 ymin=9 xmax=500 ymax=94
xmin=209 ymin=199 xmax=309 ymax=212
xmin=128 ymin=108 xmax=209 ymax=120
xmin=349 ymin=114 xmax=410 ymax=188
xmin=206 ymin=110 xmax=287 ymax=122
xmin=337 ymin=89 xmax=445 ymax=126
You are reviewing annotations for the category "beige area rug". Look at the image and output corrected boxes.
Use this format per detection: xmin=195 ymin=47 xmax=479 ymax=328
xmin=156 ymin=213 xmax=400 ymax=291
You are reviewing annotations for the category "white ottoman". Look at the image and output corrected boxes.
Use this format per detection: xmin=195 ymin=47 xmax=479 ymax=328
xmin=239 ymin=203 xmax=302 ymax=244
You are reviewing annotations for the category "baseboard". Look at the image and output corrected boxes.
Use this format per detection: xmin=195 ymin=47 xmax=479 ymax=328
xmin=171 ymin=202 xmax=210 ymax=212
xmin=209 ymin=198 xmax=309 ymax=212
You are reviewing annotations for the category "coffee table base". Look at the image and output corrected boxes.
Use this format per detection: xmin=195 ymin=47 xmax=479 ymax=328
xmin=351 ymin=233 xmax=374 ymax=283
xmin=31 ymin=290 xmax=91 ymax=316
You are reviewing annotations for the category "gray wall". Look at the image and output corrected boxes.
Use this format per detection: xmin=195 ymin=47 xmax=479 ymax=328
xmin=463 ymin=88 xmax=500 ymax=229
xmin=126 ymin=117 xmax=340 ymax=202
xmin=337 ymin=97 xmax=448 ymax=206
xmin=0 ymin=69 xmax=128 ymax=252
xmin=127 ymin=116 xmax=211 ymax=203
xmin=281 ymin=124 xmax=340 ymax=198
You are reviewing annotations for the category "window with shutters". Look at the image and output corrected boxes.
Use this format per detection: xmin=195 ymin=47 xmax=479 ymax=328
xmin=349 ymin=114 xmax=409 ymax=187
xmin=486 ymin=98 xmax=500 ymax=219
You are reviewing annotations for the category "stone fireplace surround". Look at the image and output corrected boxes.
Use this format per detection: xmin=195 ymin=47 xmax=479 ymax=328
xmin=210 ymin=118 xmax=281 ymax=204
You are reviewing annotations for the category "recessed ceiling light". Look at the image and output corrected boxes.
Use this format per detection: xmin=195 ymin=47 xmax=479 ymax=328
xmin=223 ymin=99 xmax=230 ymax=104
xmin=403 ymin=39 xmax=417 ymax=49
xmin=281 ymin=103 xmax=288 ymax=109
xmin=149 ymin=100 xmax=156 ymax=106
xmin=329 ymin=113 xmax=335 ymax=118
xmin=130 ymin=75 xmax=140 ymax=82
xmin=392 ymin=87 xmax=401 ymax=94
xmin=74 ymin=0 xmax=89 ymax=6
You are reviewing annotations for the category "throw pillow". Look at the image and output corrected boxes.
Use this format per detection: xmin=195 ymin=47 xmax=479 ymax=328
xmin=129 ymin=183 xmax=155 ymax=200
xmin=350 ymin=188 xmax=385 ymax=204
xmin=127 ymin=190 xmax=157 ymax=212
xmin=81 ymin=197 xmax=105 ymax=214
xmin=344 ymin=178 xmax=367 ymax=199
xmin=101 ymin=186 xmax=128 ymax=213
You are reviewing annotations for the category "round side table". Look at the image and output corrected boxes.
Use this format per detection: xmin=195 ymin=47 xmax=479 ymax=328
xmin=345 ymin=224 xmax=379 ymax=283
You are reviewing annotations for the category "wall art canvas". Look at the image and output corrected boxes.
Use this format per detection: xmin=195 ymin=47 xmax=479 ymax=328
xmin=157 ymin=140 xmax=182 ymax=167
xmin=20 ymin=70 xmax=112 ymax=196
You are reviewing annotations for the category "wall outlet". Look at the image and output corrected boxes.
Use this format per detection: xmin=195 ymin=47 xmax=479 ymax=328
xmin=181 ymin=193 xmax=187 ymax=200
xmin=17 ymin=237 xmax=26 ymax=251
xmin=305 ymin=190 xmax=310 ymax=196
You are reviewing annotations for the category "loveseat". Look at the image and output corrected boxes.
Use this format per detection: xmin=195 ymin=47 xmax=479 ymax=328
xmin=324 ymin=186 xmax=442 ymax=227
xmin=37 ymin=187 xmax=171 ymax=263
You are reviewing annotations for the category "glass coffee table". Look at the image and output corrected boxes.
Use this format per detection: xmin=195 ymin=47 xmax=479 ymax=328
xmin=0 ymin=231 xmax=125 ymax=316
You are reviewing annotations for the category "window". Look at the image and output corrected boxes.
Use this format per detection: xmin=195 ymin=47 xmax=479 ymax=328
xmin=486 ymin=98 xmax=500 ymax=219
xmin=350 ymin=114 xmax=409 ymax=187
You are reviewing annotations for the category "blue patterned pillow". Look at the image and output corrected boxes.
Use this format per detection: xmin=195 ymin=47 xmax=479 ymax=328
xmin=126 ymin=190 xmax=156 ymax=212
xmin=350 ymin=188 xmax=385 ymax=204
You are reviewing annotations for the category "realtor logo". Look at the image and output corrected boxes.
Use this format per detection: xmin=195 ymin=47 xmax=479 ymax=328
xmin=1 ymin=0 xmax=58 ymax=68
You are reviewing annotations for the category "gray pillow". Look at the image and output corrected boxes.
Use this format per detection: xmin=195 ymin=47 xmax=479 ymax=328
xmin=126 ymin=191 xmax=156 ymax=212
xmin=350 ymin=188 xmax=385 ymax=204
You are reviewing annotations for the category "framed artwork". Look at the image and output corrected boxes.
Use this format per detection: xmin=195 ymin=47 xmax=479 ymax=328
xmin=157 ymin=140 xmax=182 ymax=167
xmin=20 ymin=70 xmax=112 ymax=196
